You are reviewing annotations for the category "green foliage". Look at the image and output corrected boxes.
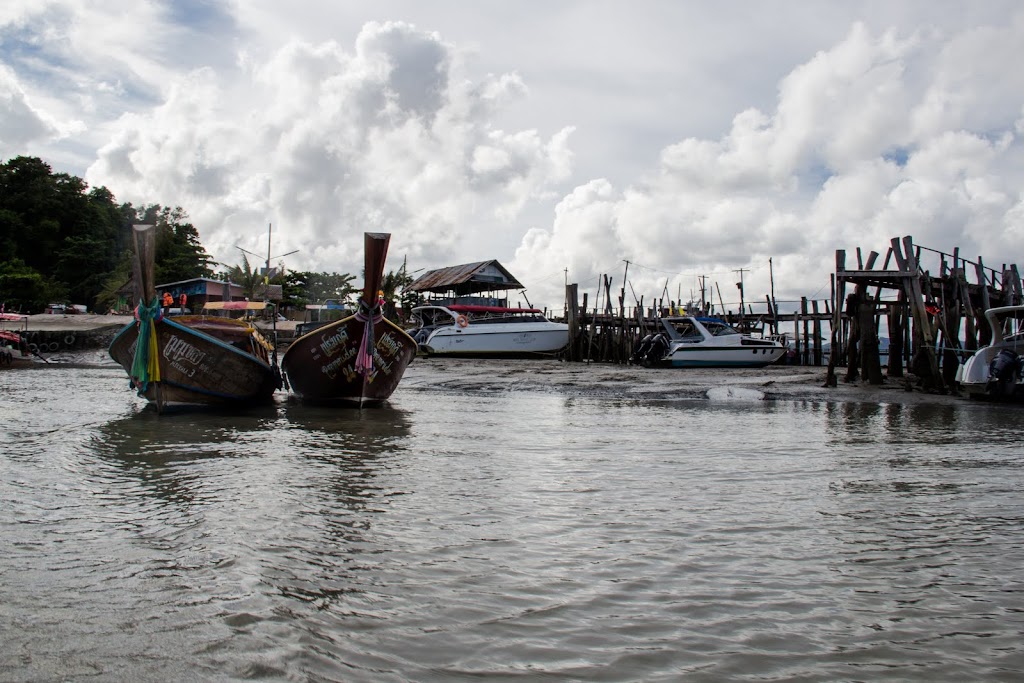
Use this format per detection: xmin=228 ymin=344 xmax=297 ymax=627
xmin=225 ymin=253 xmax=262 ymax=300
xmin=149 ymin=206 xmax=215 ymax=284
xmin=0 ymin=155 xmax=222 ymax=312
xmin=280 ymin=269 xmax=309 ymax=313
xmin=301 ymin=271 xmax=358 ymax=304
xmin=0 ymin=155 xmax=416 ymax=317
xmin=0 ymin=258 xmax=62 ymax=312
xmin=379 ymin=257 xmax=420 ymax=321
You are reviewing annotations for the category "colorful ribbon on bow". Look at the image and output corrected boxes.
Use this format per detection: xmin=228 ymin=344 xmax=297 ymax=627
xmin=130 ymin=297 xmax=163 ymax=394
xmin=354 ymin=299 xmax=382 ymax=377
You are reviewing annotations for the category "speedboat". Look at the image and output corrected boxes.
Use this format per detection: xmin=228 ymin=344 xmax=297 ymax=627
xmin=957 ymin=305 xmax=1024 ymax=399
xmin=409 ymin=304 xmax=569 ymax=357
xmin=632 ymin=315 xmax=786 ymax=368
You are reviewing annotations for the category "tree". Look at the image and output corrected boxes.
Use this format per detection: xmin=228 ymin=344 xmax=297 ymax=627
xmin=0 ymin=258 xmax=61 ymax=312
xmin=379 ymin=257 xmax=418 ymax=322
xmin=278 ymin=269 xmax=308 ymax=314
xmin=149 ymin=206 xmax=215 ymax=284
xmin=225 ymin=253 xmax=262 ymax=300
xmin=303 ymin=271 xmax=358 ymax=304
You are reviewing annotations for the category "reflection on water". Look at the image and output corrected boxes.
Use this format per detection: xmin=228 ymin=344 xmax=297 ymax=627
xmin=2 ymin=366 xmax=1024 ymax=681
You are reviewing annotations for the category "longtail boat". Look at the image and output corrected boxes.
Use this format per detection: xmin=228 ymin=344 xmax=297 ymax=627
xmin=108 ymin=224 xmax=281 ymax=412
xmin=281 ymin=232 xmax=416 ymax=406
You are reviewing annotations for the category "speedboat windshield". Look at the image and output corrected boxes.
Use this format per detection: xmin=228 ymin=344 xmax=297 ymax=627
xmin=700 ymin=319 xmax=740 ymax=336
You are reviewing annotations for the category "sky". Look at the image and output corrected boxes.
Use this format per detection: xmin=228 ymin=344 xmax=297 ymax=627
xmin=3 ymin=1 xmax=1024 ymax=314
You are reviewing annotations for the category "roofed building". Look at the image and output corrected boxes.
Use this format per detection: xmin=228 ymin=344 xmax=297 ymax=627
xmin=407 ymin=261 xmax=525 ymax=307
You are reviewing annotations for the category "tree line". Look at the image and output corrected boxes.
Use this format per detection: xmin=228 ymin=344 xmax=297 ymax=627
xmin=0 ymin=156 xmax=417 ymax=315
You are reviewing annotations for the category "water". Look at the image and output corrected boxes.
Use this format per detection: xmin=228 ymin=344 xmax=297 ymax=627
xmin=3 ymin=361 xmax=1024 ymax=681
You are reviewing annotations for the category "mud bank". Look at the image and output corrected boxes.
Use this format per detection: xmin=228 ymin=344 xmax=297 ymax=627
xmin=399 ymin=358 xmax=976 ymax=407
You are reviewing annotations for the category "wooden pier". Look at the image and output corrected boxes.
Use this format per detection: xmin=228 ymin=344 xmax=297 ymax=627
xmin=562 ymin=276 xmax=833 ymax=365
xmin=828 ymin=235 xmax=1020 ymax=393
xmin=562 ymin=235 xmax=1022 ymax=395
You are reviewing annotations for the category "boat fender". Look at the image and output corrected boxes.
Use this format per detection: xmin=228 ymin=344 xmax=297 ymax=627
xmin=64 ymin=335 xmax=76 ymax=346
xmin=29 ymin=343 xmax=38 ymax=354
xmin=48 ymin=341 xmax=60 ymax=352
xmin=456 ymin=315 xmax=469 ymax=328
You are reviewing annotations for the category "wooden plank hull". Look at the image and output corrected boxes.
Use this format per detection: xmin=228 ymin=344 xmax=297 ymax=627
xmin=109 ymin=318 xmax=279 ymax=409
xmin=281 ymin=315 xmax=416 ymax=405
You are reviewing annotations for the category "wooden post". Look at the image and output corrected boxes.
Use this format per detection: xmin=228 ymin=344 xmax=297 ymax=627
xmin=860 ymin=292 xmax=884 ymax=384
xmin=894 ymin=236 xmax=945 ymax=392
xmin=812 ymin=299 xmax=822 ymax=366
xmin=566 ymin=283 xmax=580 ymax=362
xmin=845 ymin=291 xmax=861 ymax=382
xmin=801 ymin=297 xmax=810 ymax=365
xmin=887 ymin=297 xmax=904 ymax=377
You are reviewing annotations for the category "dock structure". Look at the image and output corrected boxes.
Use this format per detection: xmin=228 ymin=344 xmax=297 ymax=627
xmin=562 ymin=277 xmax=833 ymax=365
xmin=562 ymin=235 xmax=1022 ymax=392
xmin=829 ymin=235 xmax=1021 ymax=393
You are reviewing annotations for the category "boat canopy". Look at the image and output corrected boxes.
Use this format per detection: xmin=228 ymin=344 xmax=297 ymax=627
xmin=446 ymin=304 xmax=541 ymax=314
xmin=202 ymin=301 xmax=272 ymax=311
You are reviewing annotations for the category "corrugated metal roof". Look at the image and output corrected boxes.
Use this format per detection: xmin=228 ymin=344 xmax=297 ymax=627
xmin=408 ymin=260 xmax=523 ymax=293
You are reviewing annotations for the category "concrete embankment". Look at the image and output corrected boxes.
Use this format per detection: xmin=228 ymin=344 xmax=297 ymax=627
xmin=13 ymin=314 xmax=134 ymax=352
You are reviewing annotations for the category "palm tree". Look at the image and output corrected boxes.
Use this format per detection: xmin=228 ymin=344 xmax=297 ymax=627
xmin=227 ymin=253 xmax=262 ymax=300
xmin=379 ymin=257 xmax=418 ymax=322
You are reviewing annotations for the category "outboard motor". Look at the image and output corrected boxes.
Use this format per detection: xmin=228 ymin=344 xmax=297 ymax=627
xmin=631 ymin=334 xmax=656 ymax=365
xmin=987 ymin=348 xmax=1021 ymax=398
xmin=632 ymin=333 xmax=669 ymax=367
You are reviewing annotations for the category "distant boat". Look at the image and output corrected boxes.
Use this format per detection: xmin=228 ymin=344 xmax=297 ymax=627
xmin=409 ymin=303 xmax=569 ymax=357
xmin=632 ymin=315 xmax=786 ymax=368
xmin=108 ymin=224 xmax=281 ymax=412
xmin=957 ymin=305 xmax=1024 ymax=399
xmin=0 ymin=313 xmax=35 ymax=368
xmin=280 ymin=232 xmax=417 ymax=406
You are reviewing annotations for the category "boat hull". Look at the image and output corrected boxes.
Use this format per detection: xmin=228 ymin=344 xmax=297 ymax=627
xmin=420 ymin=323 xmax=569 ymax=357
xmin=281 ymin=314 xmax=417 ymax=405
xmin=956 ymin=306 xmax=1024 ymax=399
xmin=661 ymin=345 xmax=787 ymax=368
xmin=109 ymin=318 xmax=278 ymax=409
xmin=958 ymin=345 xmax=1024 ymax=398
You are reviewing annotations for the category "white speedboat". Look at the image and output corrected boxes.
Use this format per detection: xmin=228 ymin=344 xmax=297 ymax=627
xmin=957 ymin=305 xmax=1024 ymax=399
xmin=632 ymin=315 xmax=786 ymax=368
xmin=409 ymin=304 xmax=569 ymax=357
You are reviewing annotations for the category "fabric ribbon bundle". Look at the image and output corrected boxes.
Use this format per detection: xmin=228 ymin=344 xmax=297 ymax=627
xmin=130 ymin=297 xmax=163 ymax=394
xmin=354 ymin=299 xmax=382 ymax=377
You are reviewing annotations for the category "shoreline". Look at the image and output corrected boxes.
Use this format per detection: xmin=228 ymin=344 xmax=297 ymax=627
xmin=7 ymin=315 xmax=987 ymax=407
xmin=399 ymin=357 xmax=974 ymax=407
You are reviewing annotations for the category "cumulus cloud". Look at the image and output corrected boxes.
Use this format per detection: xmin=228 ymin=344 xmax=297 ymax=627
xmin=0 ymin=65 xmax=61 ymax=157
xmin=8 ymin=4 xmax=1024 ymax=314
xmin=511 ymin=20 xmax=1024 ymax=313
xmin=86 ymin=21 xmax=574 ymax=278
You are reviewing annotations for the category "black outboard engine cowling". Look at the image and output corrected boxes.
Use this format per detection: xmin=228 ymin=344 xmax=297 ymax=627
xmin=631 ymin=333 xmax=669 ymax=367
xmin=631 ymin=334 xmax=656 ymax=365
xmin=987 ymin=348 xmax=1021 ymax=398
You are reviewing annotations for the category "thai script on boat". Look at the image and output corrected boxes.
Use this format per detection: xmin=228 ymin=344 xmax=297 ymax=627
xmin=376 ymin=332 xmax=402 ymax=358
xmin=164 ymin=335 xmax=207 ymax=366
xmin=321 ymin=345 xmax=356 ymax=379
xmin=319 ymin=328 xmax=350 ymax=357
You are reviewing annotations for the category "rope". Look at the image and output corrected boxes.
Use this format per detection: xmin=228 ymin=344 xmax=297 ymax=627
xmin=130 ymin=297 xmax=163 ymax=394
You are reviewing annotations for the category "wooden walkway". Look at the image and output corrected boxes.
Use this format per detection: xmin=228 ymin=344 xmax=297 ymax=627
xmin=561 ymin=235 xmax=1022 ymax=395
